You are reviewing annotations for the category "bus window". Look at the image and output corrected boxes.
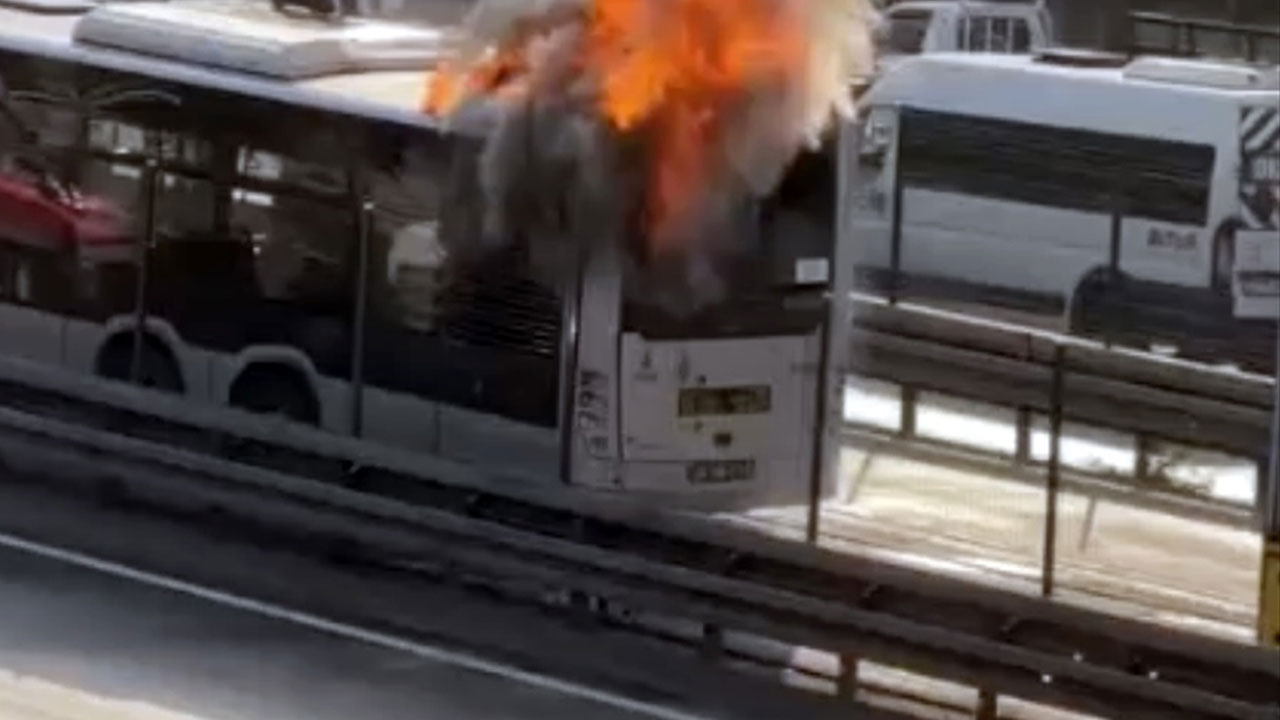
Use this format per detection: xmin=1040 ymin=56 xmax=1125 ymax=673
xmin=156 ymin=173 xmax=216 ymax=238
xmin=364 ymin=137 xmax=563 ymax=428
xmin=229 ymin=184 xmax=354 ymax=376
xmin=898 ymin=109 xmax=1214 ymax=226
xmin=623 ymin=145 xmax=834 ymax=340
xmin=0 ymin=243 xmax=69 ymax=312
xmin=240 ymin=146 xmax=347 ymax=198
xmin=362 ymin=136 xmax=453 ymax=399
xmin=0 ymin=245 xmax=13 ymax=301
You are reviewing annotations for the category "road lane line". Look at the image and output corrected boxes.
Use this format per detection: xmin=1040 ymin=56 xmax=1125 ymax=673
xmin=0 ymin=531 xmax=715 ymax=720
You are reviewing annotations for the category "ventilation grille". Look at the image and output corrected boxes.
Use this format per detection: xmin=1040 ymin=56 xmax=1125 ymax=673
xmin=438 ymin=244 xmax=562 ymax=360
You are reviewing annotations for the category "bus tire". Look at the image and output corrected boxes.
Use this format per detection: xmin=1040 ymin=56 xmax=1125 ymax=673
xmin=95 ymin=333 xmax=186 ymax=394
xmin=1069 ymin=269 xmax=1148 ymax=347
xmin=1068 ymin=269 xmax=1112 ymax=339
xmin=228 ymin=364 xmax=320 ymax=426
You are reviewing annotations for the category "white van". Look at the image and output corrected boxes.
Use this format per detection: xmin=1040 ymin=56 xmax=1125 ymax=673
xmin=850 ymin=50 xmax=1280 ymax=368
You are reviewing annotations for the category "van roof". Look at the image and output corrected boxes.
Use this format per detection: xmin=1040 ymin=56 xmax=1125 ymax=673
xmin=0 ymin=1 xmax=494 ymax=135
xmin=876 ymin=51 xmax=1280 ymax=97
xmin=864 ymin=52 xmax=1279 ymax=144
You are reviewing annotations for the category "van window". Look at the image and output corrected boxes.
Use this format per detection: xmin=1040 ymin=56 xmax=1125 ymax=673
xmin=899 ymin=108 xmax=1215 ymax=226
xmin=1011 ymin=19 xmax=1031 ymax=52
xmin=883 ymin=10 xmax=932 ymax=54
xmin=963 ymin=17 xmax=988 ymax=51
xmin=988 ymin=18 xmax=1011 ymax=52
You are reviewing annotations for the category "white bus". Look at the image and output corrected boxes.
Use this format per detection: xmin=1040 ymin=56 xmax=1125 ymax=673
xmin=851 ymin=50 xmax=1280 ymax=370
xmin=0 ymin=0 xmax=852 ymax=509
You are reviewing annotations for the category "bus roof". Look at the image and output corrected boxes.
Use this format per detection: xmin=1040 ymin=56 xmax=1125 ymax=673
xmin=0 ymin=1 xmax=494 ymax=135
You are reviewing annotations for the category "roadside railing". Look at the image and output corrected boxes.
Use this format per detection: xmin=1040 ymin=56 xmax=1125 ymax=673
xmin=0 ymin=344 xmax=1276 ymax=720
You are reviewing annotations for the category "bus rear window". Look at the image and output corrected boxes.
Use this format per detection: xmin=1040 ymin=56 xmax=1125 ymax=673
xmin=623 ymin=146 xmax=834 ymax=339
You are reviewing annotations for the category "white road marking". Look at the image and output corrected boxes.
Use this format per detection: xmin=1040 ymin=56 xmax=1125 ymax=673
xmin=0 ymin=531 xmax=714 ymax=720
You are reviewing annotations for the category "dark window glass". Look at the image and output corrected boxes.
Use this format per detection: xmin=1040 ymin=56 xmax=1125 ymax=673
xmin=0 ymin=240 xmax=72 ymax=312
xmin=898 ymin=108 xmax=1215 ymax=225
xmin=883 ymin=10 xmax=932 ymax=54
xmin=623 ymin=145 xmax=834 ymax=339
xmin=989 ymin=17 xmax=1011 ymax=52
xmin=967 ymin=17 xmax=990 ymax=51
xmin=1011 ymin=19 xmax=1032 ymax=52
xmin=239 ymin=145 xmax=348 ymax=198
xmin=362 ymin=132 xmax=562 ymax=427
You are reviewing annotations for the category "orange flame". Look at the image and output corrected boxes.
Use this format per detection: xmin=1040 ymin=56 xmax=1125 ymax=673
xmin=424 ymin=0 xmax=811 ymax=252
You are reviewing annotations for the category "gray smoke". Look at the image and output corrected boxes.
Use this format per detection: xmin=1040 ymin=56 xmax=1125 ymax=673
xmin=434 ymin=0 xmax=876 ymax=315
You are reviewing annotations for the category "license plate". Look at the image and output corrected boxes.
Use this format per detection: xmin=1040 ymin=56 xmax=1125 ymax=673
xmin=687 ymin=460 xmax=756 ymax=484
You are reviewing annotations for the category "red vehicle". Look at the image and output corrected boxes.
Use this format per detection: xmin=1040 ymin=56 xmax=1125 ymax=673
xmin=0 ymin=159 xmax=130 ymax=257
xmin=0 ymin=157 xmax=134 ymax=315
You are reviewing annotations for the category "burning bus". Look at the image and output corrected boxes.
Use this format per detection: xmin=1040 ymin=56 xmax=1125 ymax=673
xmin=0 ymin=0 xmax=872 ymax=508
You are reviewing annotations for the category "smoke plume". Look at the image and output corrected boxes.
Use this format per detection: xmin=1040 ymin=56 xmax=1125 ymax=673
xmin=425 ymin=0 xmax=875 ymax=314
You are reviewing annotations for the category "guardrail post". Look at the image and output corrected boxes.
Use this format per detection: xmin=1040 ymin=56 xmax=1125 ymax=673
xmin=1266 ymin=324 xmax=1280 ymax=543
xmin=975 ymin=689 xmax=998 ymax=720
xmin=836 ymin=653 xmax=859 ymax=700
xmin=1014 ymin=407 xmax=1031 ymax=466
xmin=1104 ymin=205 xmax=1123 ymax=349
xmin=1041 ymin=346 xmax=1065 ymax=598
xmin=899 ymin=385 xmax=917 ymax=439
xmin=129 ymin=158 xmax=158 ymax=384
xmin=348 ymin=197 xmax=372 ymax=439
xmin=1134 ymin=434 xmax=1152 ymax=484
xmin=700 ymin=623 xmax=724 ymax=662
xmin=1261 ymin=324 xmax=1280 ymax=647
xmin=888 ymin=105 xmax=904 ymax=306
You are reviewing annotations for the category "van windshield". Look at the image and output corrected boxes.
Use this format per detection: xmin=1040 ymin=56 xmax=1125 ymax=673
xmin=881 ymin=10 xmax=933 ymax=54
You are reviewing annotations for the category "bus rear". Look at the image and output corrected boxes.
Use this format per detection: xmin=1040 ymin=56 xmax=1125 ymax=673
xmin=569 ymin=145 xmax=851 ymax=509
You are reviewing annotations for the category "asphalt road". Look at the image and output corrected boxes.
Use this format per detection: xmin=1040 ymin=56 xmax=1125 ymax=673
xmin=0 ymin=541 xmax=670 ymax=720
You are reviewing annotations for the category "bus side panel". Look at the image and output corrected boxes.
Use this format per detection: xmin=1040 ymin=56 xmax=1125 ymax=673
xmin=568 ymin=226 xmax=623 ymax=490
xmin=436 ymin=405 xmax=560 ymax=483
xmin=0 ymin=303 xmax=62 ymax=366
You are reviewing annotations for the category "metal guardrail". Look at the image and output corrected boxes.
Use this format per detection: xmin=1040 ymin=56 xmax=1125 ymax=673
xmin=0 ymin=350 xmax=1276 ymax=720
xmin=848 ymin=298 xmax=1275 ymax=464
xmin=844 ymin=297 xmax=1277 ymax=606
xmin=843 ymin=297 xmax=1275 ymax=530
